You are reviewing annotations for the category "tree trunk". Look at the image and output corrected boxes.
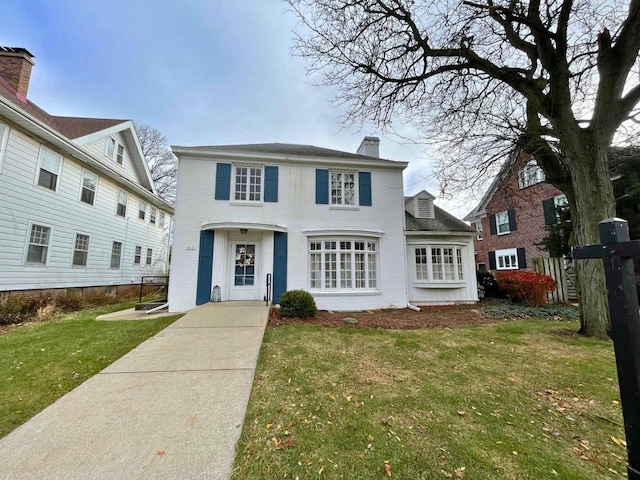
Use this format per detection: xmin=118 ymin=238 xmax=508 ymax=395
xmin=566 ymin=141 xmax=616 ymax=338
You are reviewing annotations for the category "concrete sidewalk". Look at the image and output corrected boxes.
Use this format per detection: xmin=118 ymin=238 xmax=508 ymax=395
xmin=0 ymin=301 xmax=269 ymax=480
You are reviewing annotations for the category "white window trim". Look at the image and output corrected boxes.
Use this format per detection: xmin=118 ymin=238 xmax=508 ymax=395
xmin=23 ymin=221 xmax=53 ymax=267
xmin=329 ymin=169 xmax=358 ymax=208
xmin=159 ymin=211 xmax=165 ymax=228
xmin=116 ymin=189 xmax=128 ymax=217
xmin=139 ymin=200 xmax=147 ymax=221
xmin=0 ymin=121 xmax=9 ymax=174
xmin=79 ymin=168 xmax=99 ymax=206
xmin=233 ymin=164 xmax=264 ymax=204
xmin=146 ymin=248 xmax=153 ymax=265
xmin=496 ymin=248 xmax=519 ymax=270
xmin=134 ymin=245 xmax=142 ymax=265
xmin=34 ymin=145 xmax=63 ymax=193
xmin=71 ymin=232 xmax=91 ymax=268
xmin=476 ymin=221 xmax=483 ymax=240
xmin=495 ymin=211 xmax=510 ymax=235
xmin=106 ymin=137 xmax=125 ymax=166
xmin=110 ymin=240 xmax=124 ymax=269
xmin=518 ymin=160 xmax=545 ymax=189
xmin=308 ymin=237 xmax=379 ymax=294
xmin=412 ymin=244 xmax=466 ymax=285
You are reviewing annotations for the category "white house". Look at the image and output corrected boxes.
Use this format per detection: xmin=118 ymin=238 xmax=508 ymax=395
xmin=169 ymin=137 xmax=477 ymax=312
xmin=0 ymin=47 xmax=173 ymax=293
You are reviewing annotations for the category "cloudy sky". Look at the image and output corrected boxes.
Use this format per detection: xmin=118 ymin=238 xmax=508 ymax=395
xmin=2 ymin=0 xmax=476 ymax=217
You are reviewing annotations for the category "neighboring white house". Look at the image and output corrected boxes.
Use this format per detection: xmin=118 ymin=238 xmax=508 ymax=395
xmin=169 ymin=137 xmax=477 ymax=312
xmin=0 ymin=47 xmax=173 ymax=293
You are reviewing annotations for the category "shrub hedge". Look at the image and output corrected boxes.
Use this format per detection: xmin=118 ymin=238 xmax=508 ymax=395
xmin=495 ymin=270 xmax=557 ymax=307
xmin=279 ymin=290 xmax=317 ymax=319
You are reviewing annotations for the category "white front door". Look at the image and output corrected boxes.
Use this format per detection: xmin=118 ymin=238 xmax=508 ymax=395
xmin=229 ymin=242 xmax=260 ymax=300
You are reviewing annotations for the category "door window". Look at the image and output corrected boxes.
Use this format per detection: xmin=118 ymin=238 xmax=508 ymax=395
xmin=235 ymin=244 xmax=256 ymax=286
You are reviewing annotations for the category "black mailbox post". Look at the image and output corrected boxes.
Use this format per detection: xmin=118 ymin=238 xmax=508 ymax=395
xmin=572 ymin=218 xmax=640 ymax=480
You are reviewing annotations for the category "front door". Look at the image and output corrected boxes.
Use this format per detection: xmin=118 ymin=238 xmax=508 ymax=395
xmin=229 ymin=242 xmax=260 ymax=300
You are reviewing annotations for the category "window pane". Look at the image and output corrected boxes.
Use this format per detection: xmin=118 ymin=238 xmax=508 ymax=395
xmin=27 ymin=245 xmax=46 ymax=264
xmin=106 ymin=138 xmax=115 ymax=158
xmin=367 ymin=253 xmax=376 ymax=288
xmin=456 ymin=248 xmax=464 ymax=280
xmin=310 ymin=252 xmax=321 ymax=288
xmin=325 ymin=252 xmax=336 ymax=288
xmin=116 ymin=144 xmax=124 ymax=165
xmin=443 ymin=248 xmax=455 ymax=280
xmin=340 ymin=252 xmax=352 ymax=288
xmin=355 ymin=253 xmax=365 ymax=288
xmin=38 ymin=169 xmax=57 ymax=190
xmin=431 ymin=248 xmax=443 ymax=280
xmin=146 ymin=248 xmax=153 ymax=265
xmin=110 ymin=242 xmax=122 ymax=269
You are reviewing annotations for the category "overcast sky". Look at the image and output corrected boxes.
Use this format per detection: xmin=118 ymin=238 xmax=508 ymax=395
xmin=2 ymin=0 xmax=475 ymax=217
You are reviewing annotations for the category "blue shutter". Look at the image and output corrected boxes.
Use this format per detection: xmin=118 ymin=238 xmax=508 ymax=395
xmin=195 ymin=231 xmax=214 ymax=305
xmin=264 ymin=166 xmax=278 ymax=202
xmin=273 ymin=232 xmax=288 ymax=304
xmin=358 ymin=171 xmax=372 ymax=206
xmin=215 ymin=163 xmax=231 ymax=200
xmin=315 ymin=169 xmax=329 ymax=204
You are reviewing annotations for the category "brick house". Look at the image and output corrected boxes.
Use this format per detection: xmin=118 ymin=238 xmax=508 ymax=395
xmin=464 ymin=149 xmax=566 ymax=272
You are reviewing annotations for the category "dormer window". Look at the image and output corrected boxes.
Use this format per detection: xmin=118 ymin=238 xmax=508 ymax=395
xmin=406 ymin=192 xmax=435 ymax=219
xmin=106 ymin=138 xmax=124 ymax=166
xmin=518 ymin=160 xmax=545 ymax=188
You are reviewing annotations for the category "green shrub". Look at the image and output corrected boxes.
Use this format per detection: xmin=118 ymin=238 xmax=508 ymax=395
xmin=279 ymin=290 xmax=317 ymax=319
xmin=495 ymin=270 xmax=557 ymax=307
xmin=476 ymin=270 xmax=505 ymax=298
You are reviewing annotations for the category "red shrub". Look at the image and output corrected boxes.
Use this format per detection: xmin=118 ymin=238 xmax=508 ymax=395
xmin=495 ymin=270 xmax=557 ymax=307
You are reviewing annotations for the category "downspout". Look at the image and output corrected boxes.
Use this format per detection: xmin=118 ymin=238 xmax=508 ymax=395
xmin=407 ymin=302 xmax=421 ymax=312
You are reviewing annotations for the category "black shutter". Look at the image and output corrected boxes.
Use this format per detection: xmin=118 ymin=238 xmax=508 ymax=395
xmin=488 ymin=251 xmax=496 ymax=270
xmin=508 ymin=209 xmax=517 ymax=232
xmin=517 ymin=247 xmax=527 ymax=269
xmin=542 ymin=198 xmax=557 ymax=225
xmin=489 ymin=214 xmax=497 ymax=235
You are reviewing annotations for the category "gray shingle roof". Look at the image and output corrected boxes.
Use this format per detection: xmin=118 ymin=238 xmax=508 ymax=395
xmin=405 ymin=205 xmax=474 ymax=233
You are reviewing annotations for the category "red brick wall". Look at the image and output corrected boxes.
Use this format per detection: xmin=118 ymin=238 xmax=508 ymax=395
xmin=473 ymin=152 xmax=564 ymax=270
xmin=0 ymin=54 xmax=33 ymax=97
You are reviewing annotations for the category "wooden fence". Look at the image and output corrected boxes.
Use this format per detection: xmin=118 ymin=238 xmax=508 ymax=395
xmin=532 ymin=257 xmax=578 ymax=304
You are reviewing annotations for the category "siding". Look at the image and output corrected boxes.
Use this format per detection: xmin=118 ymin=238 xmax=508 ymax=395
xmin=80 ymin=131 xmax=141 ymax=185
xmin=0 ymin=125 xmax=170 ymax=291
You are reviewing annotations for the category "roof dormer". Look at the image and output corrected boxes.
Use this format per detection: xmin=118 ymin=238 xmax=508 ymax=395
xmin=405 ymin=190 xmax=435 ymax=219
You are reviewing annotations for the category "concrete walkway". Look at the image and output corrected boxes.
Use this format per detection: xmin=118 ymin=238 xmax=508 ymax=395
xmin=0 ymin=301 xmax=269 ymax=480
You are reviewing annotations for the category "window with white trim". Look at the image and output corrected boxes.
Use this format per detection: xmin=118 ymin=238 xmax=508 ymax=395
xmin=309 ymin=239 xmax=377 ymax=291
xmin=149 ymin=206 xmax=157 ymax=224
xmin=36 ymin=147 xmax=62 ymax=191
xmin=414 ymin=246 xmax=465 ymax=282
xmin=0 ymin=121 xmax=9 ymax=172
xmin=234 ymin=165 xmax=262 ymax=202
xmin=110 ymin=241 xmax=122 ymax=269
xmin=106 ymin=138 xmax=124 ymax=165
xmin=138 ymin=201 xmax=146 ymax=220
xmin=116 ymin=189 xmax=128 ymax=217
xmin=80 ymin=170 xmax=98 ymax=205
xmin=518 ymin=160 xmax=545 ymax=188
xmin=146 ymin=248 xmax=153 ymax=265
xmin=475 ymin=221 xmax=483 ymax=240
xmin=134 ymin=246 xmax=142 ymax=265
xmin=496 ymin=248 xmax=518 ymax=270
xmin=330 ymin=171 xmax=356 ymax=205
xmin=159 ymin=211 xmax=165 ymax=228
xmin=496 ymin=211 xmax=510 ymax=235
xmin=72 ymin=234 xmax=90 ymax=267
xmin=26 ymin=224 xmax=51 ymax=265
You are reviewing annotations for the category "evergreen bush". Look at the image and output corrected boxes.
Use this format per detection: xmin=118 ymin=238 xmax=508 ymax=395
xmin=279 ymin=290 xmax=318 ymax=319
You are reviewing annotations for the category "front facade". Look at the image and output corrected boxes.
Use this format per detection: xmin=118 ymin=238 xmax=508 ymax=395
xmin=169 ymin=139 xmax=478 ymax=312
xmin=464 ymin=149 xmax=566 ymax=272
xmin=0 ymin=47 xmax=173 ymax=293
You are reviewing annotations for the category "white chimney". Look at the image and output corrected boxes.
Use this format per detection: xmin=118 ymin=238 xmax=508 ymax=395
xmin=357 ymin=136 xmax=380 ymax=158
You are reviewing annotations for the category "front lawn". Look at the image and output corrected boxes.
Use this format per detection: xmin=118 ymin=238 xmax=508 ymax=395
xmin=232 ymin=319 xmax=626 ymax=479
xmin=0 ymin=303 xmax=181 ymax=438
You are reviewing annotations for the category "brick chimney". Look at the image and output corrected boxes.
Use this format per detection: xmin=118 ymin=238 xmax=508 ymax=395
xmin=0 ymin=47 xmax=35 ymax=99
xmin=357 ymin=136 xmax=380 ymax=158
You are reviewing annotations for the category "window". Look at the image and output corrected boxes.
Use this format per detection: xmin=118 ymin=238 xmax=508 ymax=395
xmin=139 ymin=201 xmax=146 ymax=220
xmin=330 ymin=171 xmax=356 ymax=205
xmin=414 ymin=246 xmax=465 ymax=282
xmin=72 ymin=234 xmax=90 ymax=267
xmin=496 ymin=211 xmax=510 ymax=235
xmin=475 ymin=221 xmax=483 ymax=240
xmin=518 ymin=160 xmax=545 ymax=188
xmin=234 ymin=165 xmax=262 ymax=202
xmin=134 ymin=246 xmax=142 ymax=264
xmin=0 ymin=121 xmax=9 ymax=172
xmin=159 ymin=211 xmax=165 ymax=228
xmin=26 ymin=224 xmax=51 ymax=265
xmin=477 ymin=263 xmax=487 ymax=272
xmin=146 ymin=248 xmax=153 ymax=265
xmin=309 ymin=239 xmax=377 ymax=290
xmin=36 ymin=147 xmax=62 ymax=191
xmin=149 ymin=206 xmax=157 ymax=224
xmin=110 ymin=241 xmax=122 ymax=269
xmin=80 ymin=170 xmax=98 ymax=205
xmin=116 ymin=190 xmax=128 ymax=217
xmin=106 ymin=138 xmax=124 ymax=165
xmin=496 ymin=248 xmax=518 ymax=270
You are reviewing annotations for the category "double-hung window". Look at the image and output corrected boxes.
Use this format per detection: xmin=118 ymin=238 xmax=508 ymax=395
xmin=518 ymin=160 xmax=545 ymax=188
xmin=80 ymin=170 xmax=98 ymax=205
xmin=475 ymin=221 xmax=483 ymax=240
xmin=309 ymin=239 xmax=377 ymax=291
xmin=149 ymin=206 xmax=157 ymax=224
xmin=234 ymin=165 xmax=262 ymax=202
xmin=134 ymin=246 xmax=142 ymax=264
xmin=138 ymin=201 xmax=146 ymax=220
xmin=26 ymin=224 xmax=51 ymax=265
xmin=72 ymin=234 xmax=90 ymax=267
xmin=116 ymin=190 xmax=128 ymax=217
xmin=159 ymin=211 xmax=165 ymax=228
xmin=106 ymin=138 xmax=124 ymax=165
xmin=330 ymin=171 xmax=356 ymax=206
xmin=110 ymin=241 xmax=122 ymax=269
xmin=36 ymin=147 xmax=62 ymax=191
xmin=146 ymin=248 xmax=153 ymax=265
xmin=414 ymin=245 xmax=465 ymax=282
xmin=495 ymin=211 xmax=510 ymax=235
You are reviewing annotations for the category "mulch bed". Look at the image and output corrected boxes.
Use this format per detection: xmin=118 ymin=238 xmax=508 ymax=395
xmin=268 ymin=303 xmax=506 ymax=330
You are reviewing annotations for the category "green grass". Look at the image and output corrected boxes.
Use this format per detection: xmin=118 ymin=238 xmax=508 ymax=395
xmin=0 ymin=303 xmax=181 ymax=438
xmin=232 ymin=320 xmax=626 ymax=479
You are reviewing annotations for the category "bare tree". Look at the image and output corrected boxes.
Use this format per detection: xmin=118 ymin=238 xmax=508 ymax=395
xmin=286 ymin=0 xmax=640 ymax=338
xmin=135 ymin=123 xmax=177 ymax=205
